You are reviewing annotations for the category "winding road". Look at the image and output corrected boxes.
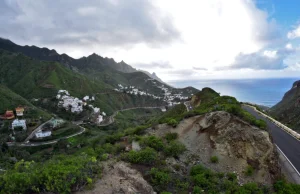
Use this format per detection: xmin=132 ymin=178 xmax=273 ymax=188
xmin=8 ymin=106 xmax=163 ymax=147
xmin=242 ymin=105 xmax=300 ymax=177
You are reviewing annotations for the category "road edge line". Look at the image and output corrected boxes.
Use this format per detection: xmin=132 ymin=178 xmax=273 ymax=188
xmin=275 ymin=144 xmax=300 ymax=177
xmin=244 ymin=104 xmax=300 ymax=142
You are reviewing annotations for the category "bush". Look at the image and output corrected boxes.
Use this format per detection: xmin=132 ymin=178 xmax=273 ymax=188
xmin=210 ymin=156 xmax=219 ymax=163
xmin=140 ymin=136 xmax=164 ymax=151
xmin=0 ymin=155 xmax=101 ymax=194
xmin=123 ymin=147 xmax=158 ymax=165
xmin=164 ymin=141 xmax=186 ymax=157
xmin=167 ymin=119 xmax=179 ymax=127
xmin=164 ymin=132 xmax=178 ymax=142
xmin=273 ymin=180 xmax=300 ymax=194
xmin=190 ymin=164 xmax=207 ymax=176
xmin=193 ymin=186 xmax=202 ymax=194
xmin=149 ymin=168 xmax=171 ymax=186
xmin=238 ymin=183 xmax=263 ymax=193
xmin=245 ymin=165 xmax=254 ymax=176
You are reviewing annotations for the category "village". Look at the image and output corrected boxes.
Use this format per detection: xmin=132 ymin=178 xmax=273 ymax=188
xmin=0 ymin=90 xmax=108 ymax=144
xmin=115 ymin=80 xmax=191 ymax=107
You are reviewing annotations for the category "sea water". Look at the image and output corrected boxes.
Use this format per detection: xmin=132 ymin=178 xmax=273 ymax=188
xmin=169 ymin=78 xmax=299 ymax=107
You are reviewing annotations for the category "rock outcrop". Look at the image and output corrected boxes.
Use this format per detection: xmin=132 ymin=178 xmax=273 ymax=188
xmin=150 ymin=111 xmax=281 ymax=185
xmin=77 ymin=161 xmax=154 ymax=194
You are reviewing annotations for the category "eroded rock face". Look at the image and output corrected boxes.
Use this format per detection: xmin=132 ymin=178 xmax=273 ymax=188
xmin=77 ymin=161 xmax=154 ymax=194
xmin=150 ymin=111 xmax=281 ymax=185
xmin=200 ymin=112 xmax=280 ymax=182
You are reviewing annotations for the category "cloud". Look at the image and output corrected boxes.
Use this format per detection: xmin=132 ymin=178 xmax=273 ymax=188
xmin=287 ymin=24 xmax=300 ymax=39
xmin=0 ymin=0 xmax=179 ymax=48
xmin=226 ymin=46 xmax=296 ymax=70
xmin=193 ymin=67 xmax=208 ymax=71
xmin=134 ymin=61 xmax=173 ymax=69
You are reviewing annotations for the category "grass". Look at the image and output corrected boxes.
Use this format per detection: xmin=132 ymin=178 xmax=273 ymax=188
xmin=210 ymin=156 xmax=219 ymax=163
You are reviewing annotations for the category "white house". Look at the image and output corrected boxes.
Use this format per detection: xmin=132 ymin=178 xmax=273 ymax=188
xmin=35 ymin=130 xmax=52 ymax=138
xmin=93 ymin=107 xmax=100 ymax=113
xmin=96 ymin=115 xmax=103 ymax=124
xmin=102 ymin=112 xmax=106 ymax=116
xmin=83 ymin=96 xmax=89 ymax=101
xmin=12 ymin=119 xmax=27 ymax=130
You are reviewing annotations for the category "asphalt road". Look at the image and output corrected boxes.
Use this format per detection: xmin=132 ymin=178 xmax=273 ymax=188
xmin=184 ymin=101 xmax=193 ymax=111
xmin=242 ymin=105 xmax=300 ymax=173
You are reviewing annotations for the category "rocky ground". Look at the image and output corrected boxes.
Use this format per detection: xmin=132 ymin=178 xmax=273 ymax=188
xmin=148 ymin=111 xmax=281 ymax=185
xmin=77 ymin=161 xmax=154 ymax=194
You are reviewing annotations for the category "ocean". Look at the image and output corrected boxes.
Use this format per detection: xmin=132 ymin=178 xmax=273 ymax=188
xmin=169 ymin=78 xmax=299 ymax=107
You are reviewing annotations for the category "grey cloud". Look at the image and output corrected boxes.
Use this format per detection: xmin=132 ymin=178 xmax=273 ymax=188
xmin=226 ymin=47 xmax=295 ymax=70
xmin=0 ymin=0 xmax=180 ymax=47
xmin=135 ymin=61 xmax=173 ymax=69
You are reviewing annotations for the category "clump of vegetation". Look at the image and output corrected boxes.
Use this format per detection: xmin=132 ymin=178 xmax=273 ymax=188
xmin=210 ymin=156 xmax=219 ymax=163
xmin=193 ymin=95 xmax=267 ymax=130
xmin=164 ymin=141 xmax=186 ymax=158
xmin=140 ymin=135 xmax=164 ymax=151
xmin=0 ymin=155 xmax=101 ymax=194
xmin=149 ymin=168 xmax=171 ymax=187
xmin=167 ymin=118 xmax=179 ymax=127
xmin=122 ymin=147 xmax=158 ymax=165
xmin=158 ymin=104 xmax=186 ymax=125
xmin=245 ymin=165 xmax=254 ymax=176
xmin=164 ymin=132 xmax=178 ymax=142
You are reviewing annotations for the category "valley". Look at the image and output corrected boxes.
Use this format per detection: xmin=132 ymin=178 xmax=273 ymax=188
xmin=0 ymin=38 xmax=299 ymax=194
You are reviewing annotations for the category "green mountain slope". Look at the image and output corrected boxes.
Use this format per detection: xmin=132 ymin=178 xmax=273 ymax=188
xmin=0 ymin=84 xmax=50 ymax=118
xmin=0 ymin=50 xmax=165 ymax=115
xmin=0 ymin=38 xmax=199 ymax=98
xmin=270 ymin=80 xmax=300 ymax=131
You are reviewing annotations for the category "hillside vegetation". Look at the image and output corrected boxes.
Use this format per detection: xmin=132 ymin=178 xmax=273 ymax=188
xmin=270 ymin=80 xmax=300 ymax=131
xmin=0 ymin=84 xmax=50 ymax=118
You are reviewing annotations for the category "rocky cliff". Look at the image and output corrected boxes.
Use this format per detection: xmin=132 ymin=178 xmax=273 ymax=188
xmin=149 ymin=111 xmax=281 ymax=185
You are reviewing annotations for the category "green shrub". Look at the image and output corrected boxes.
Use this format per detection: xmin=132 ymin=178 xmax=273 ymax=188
xmin=273 ymin=180 xmax=300 ymax=194
xmin=164 ymin=132 xmax=178 ymax=142
xmin=149 ymin=168 xmax=171 ymax=187
xmin=245 ymin=165 xmax=254 ymax=176
xmin=123 ymin=147 xmax=158 ymax=165
xmin=0 ymin=155 xmax=101 ymax=194
xmin=190 ymin=164 xmax=207 ymax=176
xmin=140 ymin=136 xmax=164 ymax=151
xmin=164 ymin=141 xmax=186 ymax=157
xmin=193 ymin=186 xmax=202 ymax=194
xmin=167 ymin=119 xmax=179 ymax=127
xmin=238 ymin=183 xmax=263 ymax=193
xmin=210 ymin=156 xmax=219 ymax=163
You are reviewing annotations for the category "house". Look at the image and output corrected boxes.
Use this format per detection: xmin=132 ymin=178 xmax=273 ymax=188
xmin=96 ymin=115 xmax=103 ymax=124
xmin=50 ymin=118 xmax=65 ymax=128
xmin=15 ymin=107 xmax=24 ymax=116
xmin=12 ymin=119 xmax=27 ymax=130
xmin=83 ymin=96 xmax=89 ymax=101
xmin=4 ymin=110 xmax=15 ymax=120
xmin=35 ymin=130 xmax=51 ymax=138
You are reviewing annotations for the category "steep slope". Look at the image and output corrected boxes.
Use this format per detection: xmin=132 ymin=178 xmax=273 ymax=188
xmin=0 ymin=84 xmax=50 ymax=118
xmin=0 ymin=38 xmax=199 ymax=99
xmin=270 ymin=80 xmax=300 ymax=131
xmin=0 ymin=50 xmax=165 ymax=114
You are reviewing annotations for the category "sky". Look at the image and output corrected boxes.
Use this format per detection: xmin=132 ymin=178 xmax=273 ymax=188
xmin=0 ymin=0 xmax=300 ymax=82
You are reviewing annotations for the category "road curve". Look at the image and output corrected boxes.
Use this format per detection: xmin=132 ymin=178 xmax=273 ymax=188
xmin=9 ymin=106 xmax=162 ymax=147
xmin=242 ymin=105 xmax=300 ymax=173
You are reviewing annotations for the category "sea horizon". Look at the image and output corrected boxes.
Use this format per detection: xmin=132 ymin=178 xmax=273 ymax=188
xmin=168 ymin=77 xmax=299 ymax=107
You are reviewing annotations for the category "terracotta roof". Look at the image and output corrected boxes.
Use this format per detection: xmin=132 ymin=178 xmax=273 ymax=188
xmin=15 ymin=107 xmax=24 ymax=111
